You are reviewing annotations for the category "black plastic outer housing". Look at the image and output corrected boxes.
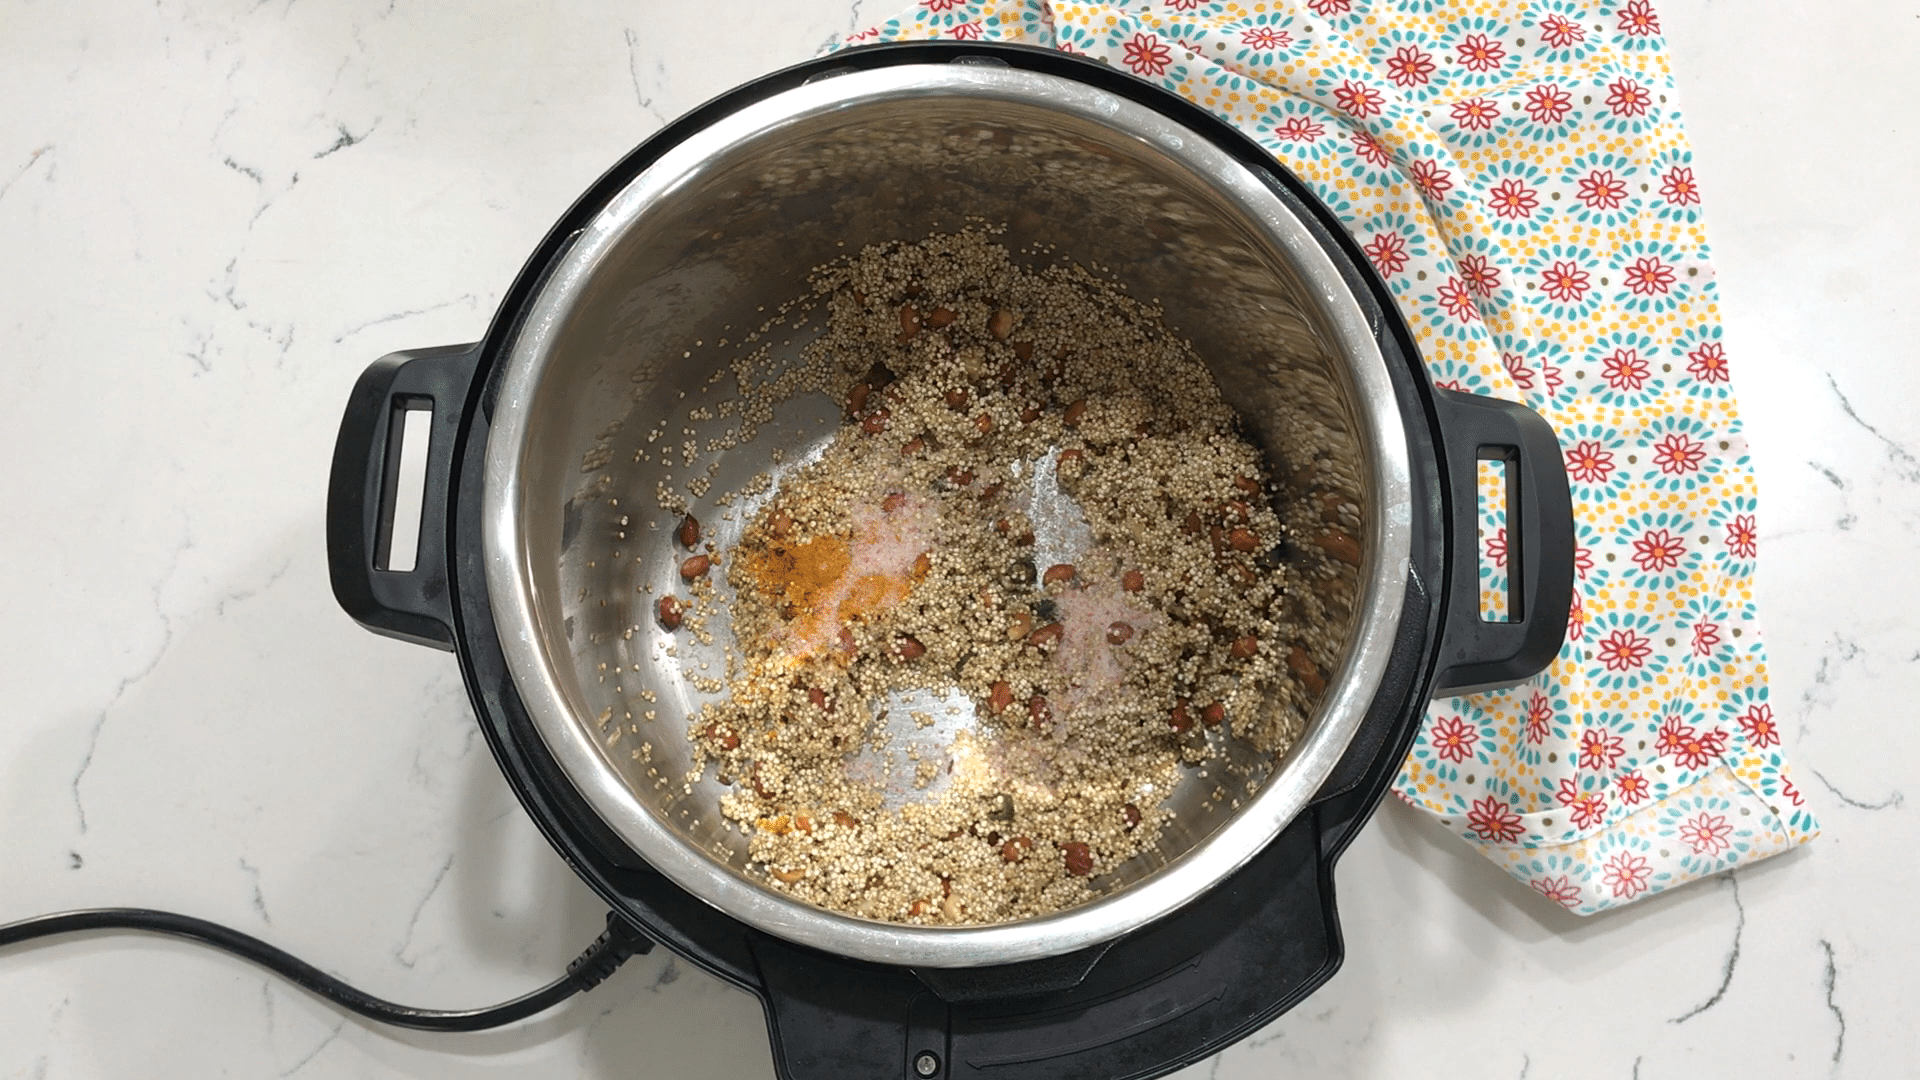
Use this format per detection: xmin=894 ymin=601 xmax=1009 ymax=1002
xmin=328 ymin=41 xmax=1572 ymax=1080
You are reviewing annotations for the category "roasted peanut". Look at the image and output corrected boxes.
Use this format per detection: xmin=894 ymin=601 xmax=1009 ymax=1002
xmin=1317 ymin=528 xmax=1362 ymax=566
xmin=1290 ymin=645 xmax=1326 ymax=697
xmin=656 ymin=596 xmax=684 ymax=630
xmin=988 ymin=681 xmax=1015 ymax=715
xmin=1061 ymin=842 xmax=1093 ymax=877
xmin=1027 ymin=695 xmax=1051 ymax=729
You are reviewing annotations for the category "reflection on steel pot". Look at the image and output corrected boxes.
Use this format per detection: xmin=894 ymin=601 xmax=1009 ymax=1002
xmin=326 ymin=42 xmax=1571 ymax=1080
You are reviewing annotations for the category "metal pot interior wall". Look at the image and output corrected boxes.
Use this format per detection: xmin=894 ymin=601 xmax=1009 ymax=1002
xmin=489 ymin=63 xmax=1394 ymax=960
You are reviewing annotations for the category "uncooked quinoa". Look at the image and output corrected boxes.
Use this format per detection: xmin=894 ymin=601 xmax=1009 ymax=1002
xmin=648 ymin=231 xmax=1352 ymax=926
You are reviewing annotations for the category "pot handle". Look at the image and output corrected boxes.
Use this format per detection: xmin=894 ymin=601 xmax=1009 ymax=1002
xmin=1429 ymin=388 xmax=1574 ymax=696
xmin=326 ymin=343 xmax=483 ymax=651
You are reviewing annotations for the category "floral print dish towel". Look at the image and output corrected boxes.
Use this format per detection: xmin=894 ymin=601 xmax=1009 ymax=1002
xmin=834 ymin=0 xmax=1816 ymax=914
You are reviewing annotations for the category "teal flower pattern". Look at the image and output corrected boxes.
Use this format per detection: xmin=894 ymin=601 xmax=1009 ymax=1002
xmin=834 ymin=0 xmax=1816 ymax=918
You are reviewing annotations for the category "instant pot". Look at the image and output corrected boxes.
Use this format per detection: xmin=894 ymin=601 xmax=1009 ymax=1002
xmin=328 ymin=42 xmax=1571 ymax=1080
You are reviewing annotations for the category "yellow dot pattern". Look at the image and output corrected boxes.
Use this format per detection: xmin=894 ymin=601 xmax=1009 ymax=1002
xmin=838 ymin=0 xmax=1815 ymax=915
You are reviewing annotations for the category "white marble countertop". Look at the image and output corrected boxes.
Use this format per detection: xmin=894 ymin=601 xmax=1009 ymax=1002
xmin=1 ymin=2 xmax=1910 ymax=1076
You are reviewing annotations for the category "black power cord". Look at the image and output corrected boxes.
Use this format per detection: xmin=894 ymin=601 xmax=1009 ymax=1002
xmin=0 ymin=907 xmax=653 ymax=1032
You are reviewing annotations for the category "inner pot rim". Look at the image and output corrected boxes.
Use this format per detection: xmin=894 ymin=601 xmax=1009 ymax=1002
xmin=481 ymin=60 xmax=1413 ymax=968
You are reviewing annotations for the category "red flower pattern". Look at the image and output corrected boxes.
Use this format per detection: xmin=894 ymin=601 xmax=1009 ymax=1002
xmin=1679 ymin=813 xmax=1732 ymax=856
xmin=1538 ymin=15 xmax=1586 ymax=49
xmin=1653 ymin=432 xmax=1707 ymax=475
xmin=1578 ymin=726 xmax=1626 ymax=771
xmin=1726 ymin=514 xmax=1758 ymax=559
xmin=1526 ymin=693 xmax=1554 ymax=745
xmin=1617 ymin=0 xmax=1662 ymax=37
xmin=1430 ymin=715 xmax=1480 ymax=763
xmin=1350 ymin=129 xmax=1394 ymax=166
xmin=1661 ymin=165 xmax=1701 ymax=206
xmin=1242 ymin=26 xmax=1291 ymax=50
xmin=1486 ymin=526 xmax=1508 ymax=568
xmin=1502 ymin=350 xmax=1535 ymax=388
xmin=1692 ymin=620 xmax=1722 ymax=657
xmin=1385 ymin=45 xmax=1435 ymax=87
xmin=1468 ymin=796 xmax=1526 ymax=843
xmin=1363 ymin=231 xmax=1409 ymax=277
xmin=1122 ymin=32 xmax=1174 ymax=76
xmin=1556 ymin=777 xmax=1608 ymax=829
xmin=1655 ymin=715 xmax=1729 ymax=770
xmin=1450 ymin=97 xmax=1500 ymax=132
xmin=1616 ymin=770 xmax=1651 ymax=806
xmin=1738 ymin=703 xmax=1779 ymax=748
xmin=1687 ymin=341 xmax=1729 ymax=383
xmin=931 ymin=0 xmax=1821 ymax=908
xmin=1540 ymin=259 xmax=1590 ymax=302
xmin=1456 ymin=33 xmax=1507 ymax=72
xmin=1524 ymin=82 xmax=1574 ymax=125
xmin=1410 ymin=158 xmax=1455 ymax=201
xmin=1577 ymin=168 xmax=1629 ymax=210
xmin=1437 ymin=276 xmax=1480 ymax=322
xmin=1606 ymin=78 xmax=1654 ymax=118
xmin=1632 ymin=528 xmax=1686 ymax=573
xmin=1566 ymin=439 xmax=1614 ymax=485
xmin=1452 ymin=253 xmax=1498 ymax=295
xmin=1623 ymin=255 xmax=1677 ymax=296
xmin=1487 ymin=178 xmax=1540 ymax=219
xmin=1334 ymin=79 xmax=1386 ymax=118
xmin=1531 ymin=875 xmax=1582 ymax=908
xmin=1596 ymin=628 xmax=1652 ymax=672
xmin=1603 ymin=852 xmax=1653 ymax=899
xmin=1274 ymin=116 xmax=1326 ymax=142
xmin=1543 ymin=359 xmax=1565 ymax=396
xmin=1601 ymin=347 xmax=1650 ymax=391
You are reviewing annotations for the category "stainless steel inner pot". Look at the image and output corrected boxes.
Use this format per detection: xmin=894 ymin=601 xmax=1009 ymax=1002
xmin=482 ymin=62 xmax=1412 ymax=967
